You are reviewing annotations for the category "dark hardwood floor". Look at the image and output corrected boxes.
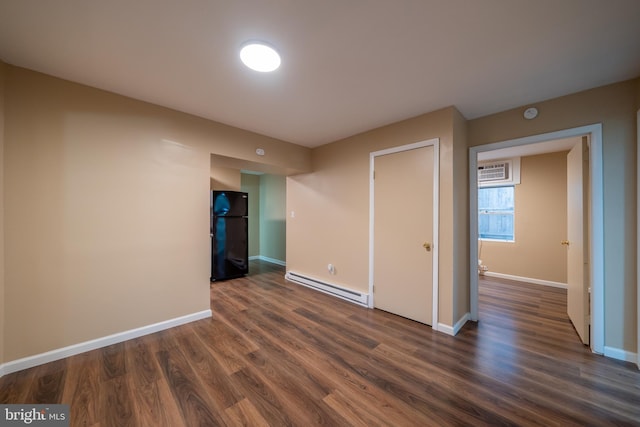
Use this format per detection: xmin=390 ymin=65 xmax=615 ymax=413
xmin=1 ymin=260 xmax=639 ymax=426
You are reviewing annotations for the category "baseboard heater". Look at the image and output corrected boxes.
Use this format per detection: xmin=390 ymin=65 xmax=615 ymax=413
xmin=285 ymin=271 xmax=369 ymax=307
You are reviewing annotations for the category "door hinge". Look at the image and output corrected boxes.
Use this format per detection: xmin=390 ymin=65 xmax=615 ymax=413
xmin=373 ymin=171 xmax=376 ymax=179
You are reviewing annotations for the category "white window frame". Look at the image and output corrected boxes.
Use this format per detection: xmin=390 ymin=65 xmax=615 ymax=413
xmin=478 ymin=185 xmax=515 ymax=242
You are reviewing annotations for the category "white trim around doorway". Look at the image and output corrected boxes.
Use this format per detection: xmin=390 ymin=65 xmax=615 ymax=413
xmin=469 ymin=124 xmax=604 ymax=355
xmin=637 ymin=108 xmax=640 ymax=369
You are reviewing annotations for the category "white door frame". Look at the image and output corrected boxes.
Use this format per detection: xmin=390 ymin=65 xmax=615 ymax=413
xmin=369 ymin=138 xmax=440 ymax=329
xmin=469 ymin=124 xmax=604 ymax=354
xmin=636 ymin=109 xmax=640 ymax=369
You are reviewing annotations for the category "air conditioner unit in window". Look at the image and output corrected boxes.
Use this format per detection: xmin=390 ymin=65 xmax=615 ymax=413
xmin=477 ymin=158 xmax=520 ymax=187
xmin=478 ymin=162 xmax=509 ymax=182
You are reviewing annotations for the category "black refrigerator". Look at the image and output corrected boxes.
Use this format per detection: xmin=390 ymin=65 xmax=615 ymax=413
xmin=210 ymin=191 xmax=249 ymax=281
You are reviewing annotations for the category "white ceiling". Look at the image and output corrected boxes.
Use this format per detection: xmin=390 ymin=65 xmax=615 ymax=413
xmin=1 ymin=1 xmax=639 ymax=148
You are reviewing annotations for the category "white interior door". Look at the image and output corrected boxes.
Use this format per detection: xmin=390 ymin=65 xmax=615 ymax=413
xmin=373 ymin=145 xmax=434 ymax=325
xmin=566 ymin=139 xmax=590 ymax=344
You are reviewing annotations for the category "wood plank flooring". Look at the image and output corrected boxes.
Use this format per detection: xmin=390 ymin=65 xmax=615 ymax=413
xmin=1 ymin=261 xmax=639 ymax=426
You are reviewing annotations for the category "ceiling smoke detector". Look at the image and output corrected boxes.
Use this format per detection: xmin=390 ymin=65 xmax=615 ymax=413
xmin=523 ymin=107 xmax=538 ymax=120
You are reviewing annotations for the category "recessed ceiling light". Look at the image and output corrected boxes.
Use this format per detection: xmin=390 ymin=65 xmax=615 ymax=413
xmin=240 ymin=42 xmax=281 ymax=72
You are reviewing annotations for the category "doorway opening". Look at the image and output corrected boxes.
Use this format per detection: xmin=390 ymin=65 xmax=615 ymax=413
xmin=209 ymin=153 xmax=289 ymax=276
xmin=469 ymin=124 xmax=604 ymax=354
xmin=241 ymin=172 xmax=287 ymax=267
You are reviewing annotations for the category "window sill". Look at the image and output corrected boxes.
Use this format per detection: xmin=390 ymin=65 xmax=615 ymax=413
xmin=479 ymin=238 xmax=515 ymax=243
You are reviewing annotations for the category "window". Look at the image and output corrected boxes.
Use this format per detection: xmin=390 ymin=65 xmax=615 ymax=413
xmin=478 ymin=186 xmax=514 ymax=241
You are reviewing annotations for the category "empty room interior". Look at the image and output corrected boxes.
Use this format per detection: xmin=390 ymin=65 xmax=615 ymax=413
xmin=1 ymin=1 xmax=640 ymax=426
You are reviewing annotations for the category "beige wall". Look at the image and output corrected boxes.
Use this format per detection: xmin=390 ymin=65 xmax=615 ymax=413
xmin=0 ymin=61 xmax=6 ymax=365
xmin=469 ymin=78 xmax=639 ymax=354
xmin=260 ymin=174 xmax=286 ymax=262
xmin=287 ymin=107 xmax=468 ymax=328
xmin=241 ymin=174 xmax=261 ymax=258
xmin=2 ymin=64 xmax=310 ymax=362
xmin=481 ymin=151 xmax=568 ymax=283
xmin=210 ymin=164 xmax=241 ymax=191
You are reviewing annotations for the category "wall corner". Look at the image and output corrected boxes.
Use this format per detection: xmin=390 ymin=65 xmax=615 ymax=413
xmin=452 ymin=107 xmax=470 ymax=324
xmin=0 ymin=60 xmax=6 ymax=366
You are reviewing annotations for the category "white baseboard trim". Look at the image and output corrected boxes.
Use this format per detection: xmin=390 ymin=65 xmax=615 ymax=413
xmin=437 ymin=312 xmax=471 ymax=336
xmin=0 ymin=309 xmax=212 ymax=378
xmin=603 ymin=346 xmax=638 ymax=364
xmin=258 ymin=256 xmax=286 ymax=266
xmin=285 ymin=271 xmax=369 ymax=307
xmin=249 ymin=255 xmax=286 ymax=266
xmin=482 ymin=271 xmax=567 ymax=290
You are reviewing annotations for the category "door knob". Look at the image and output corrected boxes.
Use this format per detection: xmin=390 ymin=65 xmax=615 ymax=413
xmin=561 ymin=240 xmax=570 ymax=246
xmin=423 ymin=242 xmax=432 ymax=251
